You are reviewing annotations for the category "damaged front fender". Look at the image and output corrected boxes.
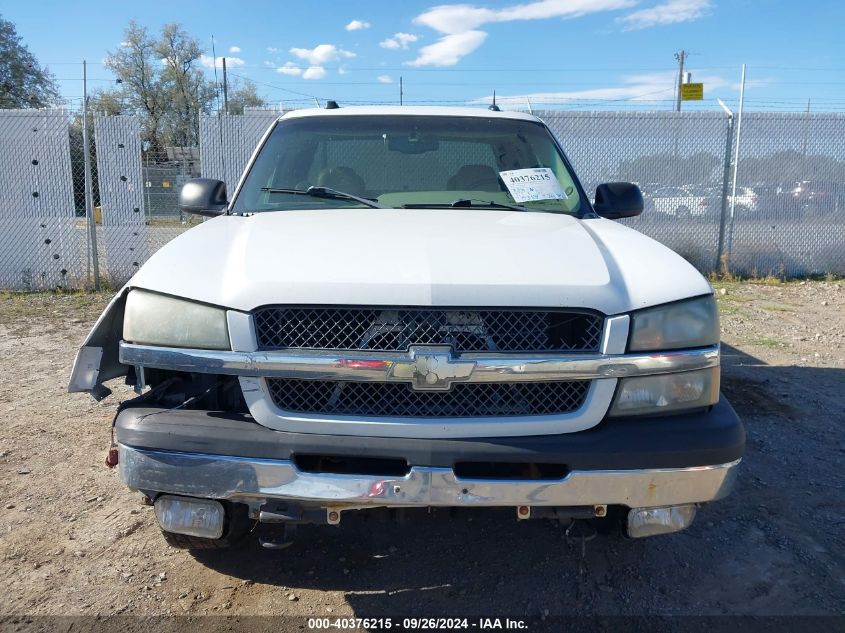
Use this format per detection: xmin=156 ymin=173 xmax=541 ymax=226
xmin=68 ymin=287 xmax=130 ymax=399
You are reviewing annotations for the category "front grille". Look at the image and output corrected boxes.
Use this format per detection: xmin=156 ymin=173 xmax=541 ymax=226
xmin=254 ymin=307 xmax=602 ymax=353
xmin=266 ymin=379 xmax=590 ymax=418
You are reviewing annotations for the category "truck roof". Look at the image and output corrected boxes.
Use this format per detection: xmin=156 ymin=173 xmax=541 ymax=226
xmin=278 ymin=105 xmax=543 ymax=123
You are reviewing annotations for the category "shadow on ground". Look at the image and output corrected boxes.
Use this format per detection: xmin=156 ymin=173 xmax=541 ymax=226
xmin=188 ymin=344 xmax=845 ymax=616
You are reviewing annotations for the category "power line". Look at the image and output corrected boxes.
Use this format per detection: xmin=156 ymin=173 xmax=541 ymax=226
xmin=45 ymin=60 xmax=845 ymax=73
xmin=226 ymin=70 xmax=322 ymax=101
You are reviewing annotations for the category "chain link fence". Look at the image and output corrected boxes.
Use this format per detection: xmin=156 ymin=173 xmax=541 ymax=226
xmin=539 ymin=109 xmax=845 ymax=277
xmin=199 ymin=108 xmax=282 ymax=186
xmin=1 ymin=107 xmax=844 ymax=291
xmin=540 ymin=110 xmax=733 ymax=272
xmin=727 ymin=113 xmax=845 ymax=276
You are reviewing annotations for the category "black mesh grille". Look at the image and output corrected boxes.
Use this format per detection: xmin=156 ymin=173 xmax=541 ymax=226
xmin=254 ymin=307 xmax=602 ymax=353
xmin=266 ymin=379 xmax=590 ymax=418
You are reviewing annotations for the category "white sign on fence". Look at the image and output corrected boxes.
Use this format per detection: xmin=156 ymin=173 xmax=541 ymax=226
xmin=0 ymin=109 xmax=83 ymax=290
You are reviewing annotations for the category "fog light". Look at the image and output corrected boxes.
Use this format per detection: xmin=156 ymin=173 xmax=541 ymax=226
xmin=626 ymin=504 xmax=697 ymax=538
xmin=154 ymin=495 xmax=225 ymax=539
xmin=609 ymin=367 xmax=719 ymax=416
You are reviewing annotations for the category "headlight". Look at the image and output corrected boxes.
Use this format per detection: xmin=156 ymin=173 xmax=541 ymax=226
xmin=609 ymin=367 xmax=720 ymax=416
xmin=629 ymin=295 xmax=719 ymax=352
xmin=123 ymin=290 xmax=230 ymax=350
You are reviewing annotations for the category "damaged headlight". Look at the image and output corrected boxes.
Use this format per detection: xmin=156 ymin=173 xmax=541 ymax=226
xmin=629 ymin=295 xmax=719 ymax=352
xmin=610 ymin=295 xmax=720 ymax=416
xmin=123 ymin=289 xmax=230 ymax=350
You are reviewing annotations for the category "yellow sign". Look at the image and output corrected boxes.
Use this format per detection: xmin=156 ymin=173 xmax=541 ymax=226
xmin=162 ymin=180 xmax=170 ymax=188
xmin=681 ymin=83 xmax=704 ymax=101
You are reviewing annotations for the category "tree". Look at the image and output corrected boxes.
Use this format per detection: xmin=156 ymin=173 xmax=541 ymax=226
xmin=154 ymin=23 xmax=215 ymax=146
xmin=619 ymin=151 xmax=722 ymax=186
xmin=0 ymin=14 xmax=60 ymax=108
xmin=226 ymin=78 xmax=268 ymax=115
xmin=104 ymin=21 xmax=168 ymax=150
xmin=104 ymin=22 xmax=220 ymax=151
xmin=88 ymin=89 xmax=127 ymax=116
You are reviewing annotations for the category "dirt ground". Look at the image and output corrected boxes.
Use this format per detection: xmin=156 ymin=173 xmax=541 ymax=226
xmin=1 ymin=281 xmax=844 ymax=622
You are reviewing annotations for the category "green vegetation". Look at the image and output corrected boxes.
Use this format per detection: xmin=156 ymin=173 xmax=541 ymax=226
xmin=759 ymin=302 xmax=795 ymax=313
xmin=749 ymin=337 xmax=785 ymax=348
xmin=716 ymin=301 xmax=742 ymax=316
xmin=0 ymin=15 xmax=60 ymax=108
xmin=709 ymin=255 xmax=843 ymax=285
xmin=0 ymin=290 xmax=111 ymax=324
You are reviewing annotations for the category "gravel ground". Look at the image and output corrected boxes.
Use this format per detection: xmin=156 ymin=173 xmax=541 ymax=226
xmin=1 ymin=281 xmax=844 ymax=621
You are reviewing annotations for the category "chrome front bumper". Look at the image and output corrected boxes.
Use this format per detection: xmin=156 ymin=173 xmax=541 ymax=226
xmin=119 ymin=444 xmax=740 ymax=510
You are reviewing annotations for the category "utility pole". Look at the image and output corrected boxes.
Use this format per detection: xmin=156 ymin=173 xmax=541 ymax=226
xmin=399 ymin=76 xmax=403 ymax=105
xmin=222 ymin=57 xmax=229 ymax=115
xmin=674 ymin=50 xmax=686 ymax=112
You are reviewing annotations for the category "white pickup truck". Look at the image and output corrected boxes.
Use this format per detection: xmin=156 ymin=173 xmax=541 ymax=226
xmin=69 ymin=106 xmax=744 ymax=550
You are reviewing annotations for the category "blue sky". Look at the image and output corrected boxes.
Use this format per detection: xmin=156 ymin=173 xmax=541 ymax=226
xmin=5 ymin=0 xmax=845 ymax=111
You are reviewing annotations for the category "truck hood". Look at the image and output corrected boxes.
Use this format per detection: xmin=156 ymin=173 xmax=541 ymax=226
xmin=129 ymin=209 xmax=711 ymax=315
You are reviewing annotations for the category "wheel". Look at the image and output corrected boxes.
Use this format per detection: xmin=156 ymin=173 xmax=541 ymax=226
xmin=159 ymin=501 xmax=251 ymax=551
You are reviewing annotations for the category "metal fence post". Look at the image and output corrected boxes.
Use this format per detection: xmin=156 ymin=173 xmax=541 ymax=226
xmin=716 ymin=105 xmax=735 ymax=273
xmin=82 ymin=60 xmax=100 ymax=290
xmin=726 ymin=64 xmax=747 ymax=271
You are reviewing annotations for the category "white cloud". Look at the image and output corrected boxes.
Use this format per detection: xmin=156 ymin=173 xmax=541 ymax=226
xmin=618 ymin=0 xmax=711 ymax=29
xmin=345 ymin=19 xmax=371 ymax=31
xmin=276 ymin=62 xmax=303 ymax=76
xmin=409 ymin=0 xmax=636 ymax=66
xmin=338 ymin=67 xmax=349 ymax=75
xmin=267 ymin=46 xmax=279 ymax=53
xmin=290 ymin=44 xmax=356 ymax=66
xmin=229 ymin=45 xmax=241 ymax=53
xmin=472 ymin=71 xmax=733 ymax=105
xmin=379 ymin=32 xmax=419 ymax=49
xmin=406 ymin=30 xmax=487 ymax=67
xmin=302 ymin=66 xmax=327 ymax=80
xmin=200 ymin=54 xmax=245 ymax=69
xmin=377 ymin=74 xmax=393 ymax=83
xmin=263 ymin=60 xmax=276 ymax=67
xmin=414 ymin=0 xmax=635 ymax=34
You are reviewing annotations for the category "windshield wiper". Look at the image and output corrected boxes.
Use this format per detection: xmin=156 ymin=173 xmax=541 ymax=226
xmin=259 ymin=186 xmax=386 ymax=209
xmin=401 ymin=198 xmax=534 ymax=212
xmin=451 ymin=198 xmax=535 ymax=212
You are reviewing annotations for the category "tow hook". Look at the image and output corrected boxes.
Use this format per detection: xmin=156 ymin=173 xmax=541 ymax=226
xmin=105 ymin=416 xmax=119 ymax=468
xmin=105 ymin=446 xmax=119 ymax=468
xmin=259 ymin=535 xmax=295 ymax=550
xmin=259 ymin=523 xmax=297 ymax=550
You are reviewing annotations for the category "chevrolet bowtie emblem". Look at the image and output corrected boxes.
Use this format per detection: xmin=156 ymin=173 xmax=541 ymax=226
xmin=387 ymin=346 xmax=476 ymax=391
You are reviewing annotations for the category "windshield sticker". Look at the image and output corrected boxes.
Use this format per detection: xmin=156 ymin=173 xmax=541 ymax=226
xmin=499 ymin=168 xmax=568 ymax=203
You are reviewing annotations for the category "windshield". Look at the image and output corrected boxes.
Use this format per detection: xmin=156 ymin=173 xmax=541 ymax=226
xmin=231 ymin=115 xmax=583 ymax=215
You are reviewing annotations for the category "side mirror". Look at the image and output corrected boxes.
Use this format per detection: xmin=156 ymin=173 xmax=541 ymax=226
xmin=593 ymin=182 xmax=643 ymax=219
xmin=179 ymin=178 xmax=228 ymax=216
